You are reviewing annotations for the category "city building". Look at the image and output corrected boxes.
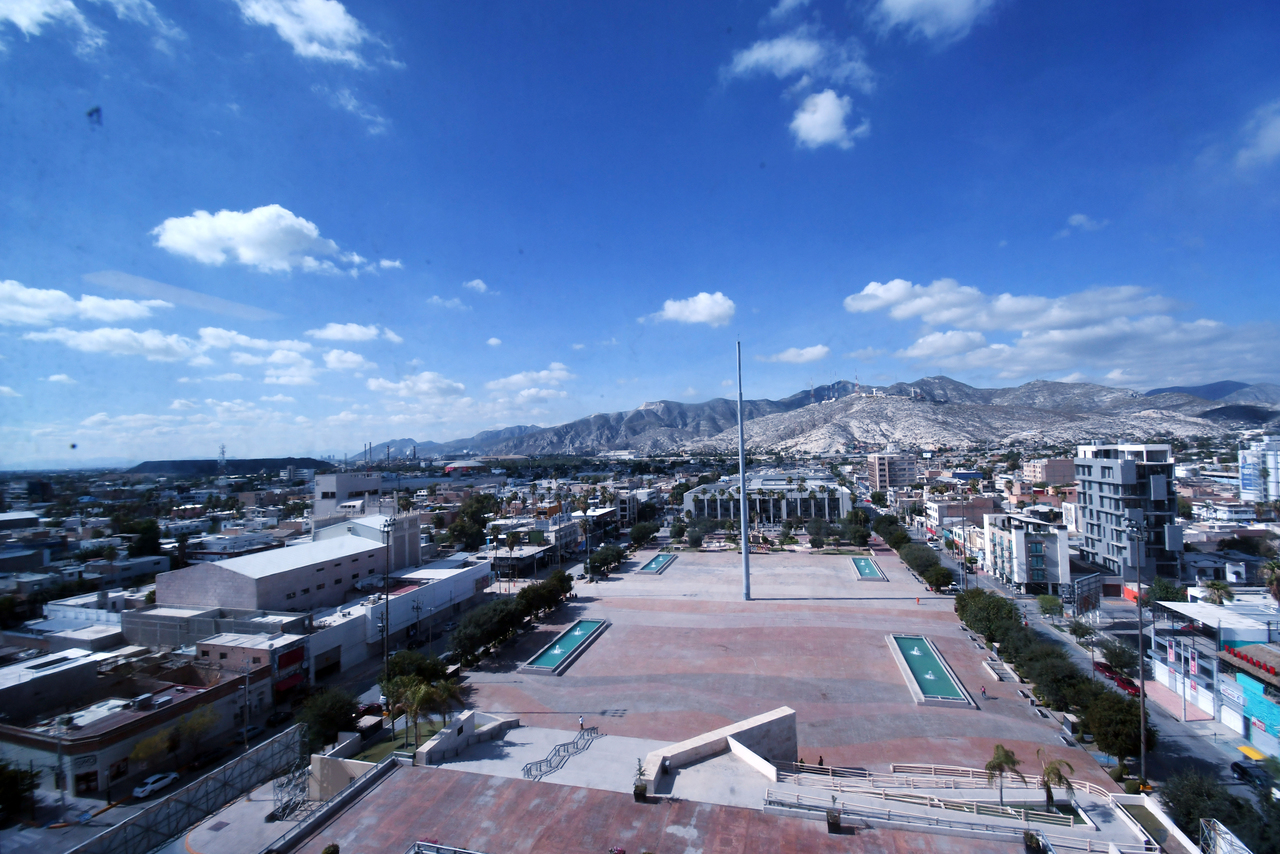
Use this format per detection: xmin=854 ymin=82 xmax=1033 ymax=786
xmin=983 ymin=511 xmax=1071 ymax=594
xmin=1023 ymin=458 xmax=1077 ymax=486
xmin=1192 ymin=500 xmax=1257 ymax=525
xmin=1240 ymin=435 xmax=1280 ymax=504
xmin=1072 ymin=443 xmax=1182 ymax=582
xmin=195 ymin=632 xmax=309 ymax=700
xmin=313 ymin=513 xmax=421 ymax=571
xmin=313 ymin=472 xmax=384 ymax=520
xmin=867 ymin=448 xmax=918 ymax=492
xmin=682 ymin=471 xmax=852 ymax=523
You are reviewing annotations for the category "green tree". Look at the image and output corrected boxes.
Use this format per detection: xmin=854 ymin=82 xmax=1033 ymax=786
xmin=1037 ymin=595 xmax=1064 ymax=624
xmin=1261 ymin=560 xmax=1280 ymax=605
xmin=1068 ymin=620 xmax=1095 ymax=646
xmin=1036 ymin=750 xmax=1075 ymax=812
xmin=985 ymin=744 xmax=1025 ymax=806
xmin=1148 ymin=576 xmax=1187 ymax=603
xmin=1086 ymin=691 xmax=1156 ymax=764
xmin=1201 ymin=580 xmax=1235 ymax=605
xmin=629 ymin=521 xmax=660 ymax=548
xmin=131 ymin=727 xmax=175 ymax=769
xmin=922 ymin=564 xmax=954 ymax=591
xmin=0 ymin=760 xmax=40 ymax=822
xmin=178 ymin=704 xmax=220 ymax=757
xmin=1098 ymin=638 xmax=1139 ymax=676
xmin=687 ymin=530 xmax=704 ymax=549
xmin=870 ymin=491 xmax=887 ymax=508
xmin=380 ymin=651 xmax=447 ymax=686
xmin=298 ymin=689 xmax=358 ymax=748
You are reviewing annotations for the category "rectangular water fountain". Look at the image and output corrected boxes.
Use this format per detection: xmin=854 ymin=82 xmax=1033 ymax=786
xmin=887 ymin=634 xmax=974 ymax=707
xmin=638 ymin=553 xmax=677 ymax=573
xmin=852 ymin=556 xmax=886 ymax=581
xmin=521 ymin=619 xmax=609 ymax=675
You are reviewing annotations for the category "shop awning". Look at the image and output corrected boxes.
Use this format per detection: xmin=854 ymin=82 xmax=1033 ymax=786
xmin=1238 ymin=744 xmax=1266 ymax=761
xmin=274 ymin=672 xmax=305 ymax=692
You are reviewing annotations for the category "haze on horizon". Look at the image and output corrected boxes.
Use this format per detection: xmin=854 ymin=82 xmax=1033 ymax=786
xmin=3 ymin=0 xmax=1280 ymax=468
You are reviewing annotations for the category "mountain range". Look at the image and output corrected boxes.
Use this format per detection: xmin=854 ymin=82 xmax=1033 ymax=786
xmin=361 ymin=377 xmax=1280 ymax=459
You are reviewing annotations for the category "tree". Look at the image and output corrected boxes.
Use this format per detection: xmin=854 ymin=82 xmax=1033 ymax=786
xmin=1098 ymin=638 xmax=1139 ymax=676
xmin=1086 ymin=691 xmax=1156 ymax=764
xmin=1068 ymin=620 xmax=1095 ymax=646
xmin=398 ymin=495 xmax=413 ymax=513
xmin=1261 ymin=560 xmax=1280 ymax=605
xmin=0 ymin=759 xmax=39 ymax=822
xmin=131 ymin=727 xmax=174 ymax=769
xmin=629 ymin=521 xmax=659 ymax=548
xmin=687 ymin=530 xmax=704 ymax=549
xmin=298 ymin=689 xmax=358 ymax=748
xmin=1201 ymin=580 xmax=1235 ymax=605
xmin=1148 ymin=576 xmax=1187 ymax=603
xmin=178 ymin=704 xmax=220 ymax=757
xmin=1037 ymin=595 xmax=1064 ymax=624
xmin=870 ymin=491 xmax=887 ymax=508
xmin=1158 ymin=769 xmax=1255 ymax=846
xmin=1036 ymin=750 xmax=1075 ymax=812
xmin=380 ymin=650 xmax=447 ymax=686
xmin=381 ymin=676 xmax=416 ymax=742
xmin=922 ymin=564 xmax=954 ymax=591
xmin=401 ymin=678 xmax=429 ymax=748
xmin=985 ymin=744 xmax=1025 ymax=806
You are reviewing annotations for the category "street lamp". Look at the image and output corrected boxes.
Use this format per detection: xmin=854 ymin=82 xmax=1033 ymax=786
xmin=412 ymin=600 xmax=422 ymax=644
xmin=1124 ymin=517 xmax=1149 ymax=784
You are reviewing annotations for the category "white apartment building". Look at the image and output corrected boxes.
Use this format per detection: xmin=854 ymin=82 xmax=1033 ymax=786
xmin=983 ymin=511 xmax=1071 ymax=595
xmin=1240 ymin=435 xmax=1280 ymax=504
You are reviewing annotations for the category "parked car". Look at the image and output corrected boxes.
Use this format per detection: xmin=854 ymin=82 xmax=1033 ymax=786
xmin=356 ymin=702 xmax=383 ymax=718
xmin=266 ymin=709 xmax=294 ymax=727
xmin=189 ymin=747 xmax=229 ymax=772
xmin=406 ymin=637 xmax=425 ymax=649
xmin=242 ymin=724 xmax=265 ymax=743
xmin=133 ymin=772 xmax=179 ymax=799
xmin=1113 ymin=676 xmax=1141 ymax=696
xmin=1230 ymin=761 xmax=1274 ymax=792
xmin=1093 ymin=662 xmax=1118 ymax=679
xmin=443 ymin=622 xmax=458 ymax=632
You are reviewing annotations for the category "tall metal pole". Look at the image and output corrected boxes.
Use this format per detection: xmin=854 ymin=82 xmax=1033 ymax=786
xmin=737 ymin=342 xmax=751 ymax=601
xmin=1126 ymin=517 xmax=1148 ymax=783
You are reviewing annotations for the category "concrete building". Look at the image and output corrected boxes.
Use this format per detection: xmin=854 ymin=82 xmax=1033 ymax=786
xmin=1192 ymin=500 xmax=1257 ymax=525
xmin=154 ymin=535 xmax=389 ymax=613
xmin=196 ymin=632 xmax=309 ymax=700
xmin=1072 ymin=443 xmax=1182 ymax=582
xmin=983 ymin=511 xmax=1072 ymax=594
xmin=924 ymin=496 xmax=1002 ymax=533
xmin=1240 ymin=435 xmax=1280 ymax=504
xmin=313 ymin=513 xmax=420 ymax=571
xmin=122 ymin=605 xmax=307 ymax=651
xmin=682 ymin=471 xmax=852 ymax=523
xmin=314 ymin=472 xmax=384 ymax=520
xmin=1023 ymin=458 xmax=1077 ymax=486
xmin=868 ymin=449 xmax=918 ymax=492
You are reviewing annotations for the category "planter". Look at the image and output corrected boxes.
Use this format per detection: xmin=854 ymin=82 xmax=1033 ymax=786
xmin=826 ymin=810 xmax=841 ymax=833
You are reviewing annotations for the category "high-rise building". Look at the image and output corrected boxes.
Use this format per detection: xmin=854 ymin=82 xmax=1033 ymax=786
xmin=868 ymin=447 xmax=917 ymax=492
xmin=1073 ymin=443 xmax=1182 ymax=581
xmin=1240 ymin=436 xmax=1280 ymax=504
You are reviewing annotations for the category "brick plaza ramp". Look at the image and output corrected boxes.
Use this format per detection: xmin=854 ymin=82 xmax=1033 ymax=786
xmin=292 ymin=763 xmax=1022 ymax=854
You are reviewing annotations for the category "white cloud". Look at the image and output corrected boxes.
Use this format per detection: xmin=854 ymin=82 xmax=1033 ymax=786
xmin=896 ymin=329 xmax=988 ymax=359
xmin=513 ymin=387 xmax=568 ymax=402
xmin=721 ymin=379 xmax=734 ymax=387
xmin=198 ymin=327 xmax=311 ymax=351
xmin=323 ymin=349 xmax=376 ymax=371
xmin=427 ymin=295 xmax=469 ymax=310
xmin=379 ymin=259 xmax=403 ymax=269
xmin=45 ymin=373 xmax=76 ymax=383
xmin=486 ymin=363 xmax=575 ymax=391
xmin=463 ymin=279 xmax=488 ymax=293
xmin=0 ymin=279 xmax=172 ymax=326
xmin=683 ymin=387 xmax=698 ymax=397
xmin=1236 ymin=99 xmax=1280 ymax=169
xmin=382 ymin=328 xmax=403 ymax=344
xmin=1055 ymin=213 xmax=1109 ymax=238
xmin=767 ymin=0 xmax=810 ymax=21
xmin=230 ymin=352 xmax=265 ymax=365
xmin=761 ymin=344 xmax=830 ymax=364
xmin=151 ymin=204 xmax=372 ymax=275
xmin=791 ymin=89 xmax=868 ymax=150
xmin=848 ymin=347 xmax=885 ymax=359
xmin=869 ymin=0 xmax=997 ymax=43
xmin=316 ymin=85 xmax=388 ymax=134
xmin=230 ymin=0 xmax=381 ymax=66
xmin=169 ymin=398 xmax=197 ymax=410
xmin=571 ymin=343 xmax=585 ymax=350
xmin=261 ymin=393 xmax=295 ymax=402
xmin=367 ymin=371 xmax=466 ymax=399
xmin=725 ymin=30 xmax=873 ymax=94
xmin=842 ymin=279 xmax=1175 ymax=332
xmin=210 ymin=373 xmax=246 ymax=382
xmin=262 ymin=350 xmax=317 ymax=385
xmin=0 ymin=386 xmax=19 ymax=397
xmin=1 ymin=0 xmax=103 ymax=54
xmin=487 ymin=337 xmax=502 ymax=347
xmin=306 ymin=322 xmax=379 ymax=341
xmin=649 ymin=292 xmax=736 ymax=327
xmin=23 ymin=326 xmax=201 ymax=361
xmin=95 ymin=0 xmax=185 ymax=45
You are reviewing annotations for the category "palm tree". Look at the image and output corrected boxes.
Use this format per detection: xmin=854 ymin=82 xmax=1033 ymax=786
xmin=1037 ymin=749 xmax=1075 ymax=812
xmin=1260 ymin=560 xmax=1280 ymax=605
xmin=431 ymin=678 xmax=464 ymax=727
xmin=986 ymin=744 xmax=1025 ymax=807
xmin=402 ymin=680 xmax=430 ymax=749
xmin=1202 ymin=580 xmax=1235 ymax=605
xmin=383 ymin=675 xmax=416 ymax=742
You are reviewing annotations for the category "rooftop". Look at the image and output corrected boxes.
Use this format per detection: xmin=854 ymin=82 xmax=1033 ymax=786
xmin=213 ymin=535 xmax=382 ymax=579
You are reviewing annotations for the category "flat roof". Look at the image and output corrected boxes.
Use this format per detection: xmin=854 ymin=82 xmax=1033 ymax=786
xmin=1161 ymin=600 xmax=1278 ymax=631
xmin=217 ymin=535 xmax=382 ymax=579
xmin=0 ymin=649 xmax=114 ymax=691
xmin=199 ymin=632 xmax=305 ymax=649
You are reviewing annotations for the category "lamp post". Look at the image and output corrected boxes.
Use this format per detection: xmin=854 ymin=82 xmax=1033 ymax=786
xmin=412 ymin=600 xmax=422 ymax=645
xmin=1124 ymin=517 xmax=1148 ymax=784
xmin=382 ymin=515 xmax=394 ymax=674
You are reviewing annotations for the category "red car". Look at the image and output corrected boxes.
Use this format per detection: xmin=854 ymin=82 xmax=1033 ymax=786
xmin=1113 ymin=676 xmax=1141 ymax=697
xmin=1094 ymin=662 xmax=1118 ymax=678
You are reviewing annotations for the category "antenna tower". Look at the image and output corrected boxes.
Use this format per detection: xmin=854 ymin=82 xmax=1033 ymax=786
xmin=218 ymin=444 xmax=227 ymax=474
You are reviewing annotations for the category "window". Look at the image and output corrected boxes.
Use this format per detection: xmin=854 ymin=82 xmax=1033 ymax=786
xmin=302 ymin=587 xmax=310 ymax=594
xmin=316 ymin=566 xmax=324 ymax=572
xmin=219 ymin=652 xmax=227 ymax=659
xmin=316 ymin=582 xmax=325 ymax=590
xmin=335 ymin=577 xmax=343 ymax=585
xmin=368 ymin=569 xmax=376 ymax=576
xmin=252 ymin=656 xmax=261 ymax=664
xmin=286 ymin=592 xmax=296 ymax=600
xmin=201 ymin=650 xmax=209 ymax=657
xmin=352 ymin=574 xmax=359 ymax=581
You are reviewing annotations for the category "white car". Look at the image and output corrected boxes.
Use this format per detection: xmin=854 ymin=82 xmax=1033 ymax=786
xmin=133 ymin=771 xmax=179 ymax=799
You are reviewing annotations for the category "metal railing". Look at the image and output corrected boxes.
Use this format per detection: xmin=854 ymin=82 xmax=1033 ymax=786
xmin=521 ymin=726 xmax=599 ymax=781
xmin=890 ymin=763 xmax=1114 ymax=799
xmin=408 ymin=840 xmax=493 ymax=854
xmin=844 ymin=787 xmax=1076 ymax=827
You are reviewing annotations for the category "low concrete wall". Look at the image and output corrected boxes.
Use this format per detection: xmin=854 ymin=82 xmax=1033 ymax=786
xmin=727 ymin=736 xmax=777 ymax=782
xmin=641 ymin=706 xmax=795 ymax=795
xmin=323 ymin=731 xmax=364 ymax=760
xmin=415 ymin=710 xmax=520 ymax=765
xmin=308 ymin=755 xmax=376 ymax=801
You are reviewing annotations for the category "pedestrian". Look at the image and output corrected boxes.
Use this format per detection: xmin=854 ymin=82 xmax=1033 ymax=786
xmin=818 ymin=756 xmax=824 ymax=767
xmin=980 ymin=685 xmax=987 ymax=699
xmin=579 ymin=715 xmax=584 ymax=730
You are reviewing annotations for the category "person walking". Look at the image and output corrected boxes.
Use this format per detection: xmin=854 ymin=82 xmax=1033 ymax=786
xmin=579 ymin=715 xmax=584 ymax=730
xmin=980 ymin=686 xmax=987 ymax=699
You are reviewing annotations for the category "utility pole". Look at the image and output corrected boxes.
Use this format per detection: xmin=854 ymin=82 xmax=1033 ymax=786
xmin=737 ymin=341 xmax=751 ymax=601
xmin=382 ymin=516 xmax=394 ymax=675
xmin=1125 ymin=517 xmax=1148 ymax=784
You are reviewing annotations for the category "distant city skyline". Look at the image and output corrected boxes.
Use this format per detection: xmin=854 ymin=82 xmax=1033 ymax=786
xmin=3 ymin=1 xmax=1279 ymax=467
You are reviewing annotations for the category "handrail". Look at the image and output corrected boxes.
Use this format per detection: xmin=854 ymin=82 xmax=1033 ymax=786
xmin=890 ymin=763 xmax=1113 ymax=799
xmin=521 ymin=726 xmax=600 ymax=781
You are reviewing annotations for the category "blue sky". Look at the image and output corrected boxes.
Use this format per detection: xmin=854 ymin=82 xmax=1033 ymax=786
xmin=3 ymin=0 xmax=1280 ymax=467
